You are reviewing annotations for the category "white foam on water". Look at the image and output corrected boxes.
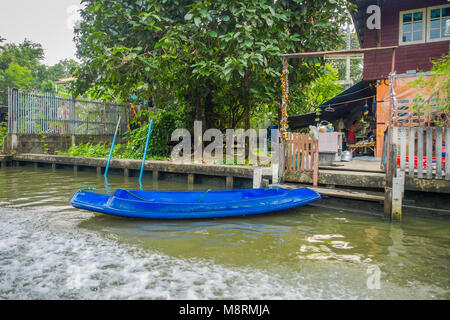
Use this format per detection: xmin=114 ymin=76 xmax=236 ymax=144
xmin=0 ymin=207 xmax=446 ymax=300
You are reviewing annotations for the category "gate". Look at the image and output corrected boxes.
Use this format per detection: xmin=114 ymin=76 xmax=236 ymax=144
xmin=284 ymin=132 xmax=319 ymax=186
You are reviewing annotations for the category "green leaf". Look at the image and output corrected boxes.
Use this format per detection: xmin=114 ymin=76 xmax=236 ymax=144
xmin=208 ymin=30 xmax=218 ymax=37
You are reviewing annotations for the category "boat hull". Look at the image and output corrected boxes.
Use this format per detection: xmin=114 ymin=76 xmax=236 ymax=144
xmin=70 ymin=187 xmax=321 ymax=219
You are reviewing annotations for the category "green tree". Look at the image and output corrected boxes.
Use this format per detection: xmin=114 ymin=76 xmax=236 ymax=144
xmin=73 ymin=0 xmax=353 ymax=130
xmin=47 ymin=59 xmax=78 ymax=81
xmin=290 ymin=63 xmax=343 ymax=115
xmin=0 ymin=62 xmax=35 ymax=90
xmin=0 ymin=39 xmax=44 ymax=79
xmin=0 ymin=37 xmax=79 ymax=99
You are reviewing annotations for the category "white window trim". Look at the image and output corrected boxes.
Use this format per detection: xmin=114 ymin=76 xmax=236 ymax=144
xmin=398 ymin=8 xmax=426 ymax=46
xmin=426 ymin=4 xmax=450 ymax=43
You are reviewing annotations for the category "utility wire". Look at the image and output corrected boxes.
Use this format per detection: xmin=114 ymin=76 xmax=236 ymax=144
xmin=319 ymin=95 xmax=376 ymax=109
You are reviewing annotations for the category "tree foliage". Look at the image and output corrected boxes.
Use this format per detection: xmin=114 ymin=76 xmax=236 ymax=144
xmin=410 ymin=49 xmax=450 ymax=126
xmin=73 ymin=0 xmax=353 ymax=130
xmin=290 ymin=63 xmax=343 ymax=115
xmin=0 ymin=37 xmax=79 ymax=103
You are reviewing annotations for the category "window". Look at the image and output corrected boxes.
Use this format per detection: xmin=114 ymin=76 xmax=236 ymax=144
xmin=399 ymin=5 xmax=450 ymax=45
xmin=427 ymin=5 xmax=450 ymax=42
xmin=399 ymin=9 xmax=426 ymax=45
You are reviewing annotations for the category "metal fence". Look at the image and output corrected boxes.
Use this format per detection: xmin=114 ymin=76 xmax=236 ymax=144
xmin=7 ymin=88 xmax=129 ymax=135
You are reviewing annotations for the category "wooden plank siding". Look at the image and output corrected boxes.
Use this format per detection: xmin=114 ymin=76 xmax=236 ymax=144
xmin=359 ymin=0 xmax=450 ymax=81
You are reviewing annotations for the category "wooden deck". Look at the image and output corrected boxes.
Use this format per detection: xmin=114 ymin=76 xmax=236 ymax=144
xmin=273 ymin=182 xmax=384 ymax=202
xmin=319 ymin=159 xmax=383 ymax=173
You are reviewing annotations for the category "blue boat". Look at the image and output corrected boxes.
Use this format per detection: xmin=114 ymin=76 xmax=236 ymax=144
xmin=70 ymin=187 xmax=321 ymax=219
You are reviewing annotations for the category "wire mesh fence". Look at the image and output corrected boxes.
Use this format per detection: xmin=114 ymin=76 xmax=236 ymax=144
xmin=7 ymin=88 xmax=129 ymax=135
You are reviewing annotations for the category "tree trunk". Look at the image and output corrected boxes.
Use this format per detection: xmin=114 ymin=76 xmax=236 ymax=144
xmin=244 ymin=70 xmax=251 ymax=160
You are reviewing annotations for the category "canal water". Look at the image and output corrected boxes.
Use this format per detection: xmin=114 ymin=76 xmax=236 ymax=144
xmin=0 ymin=165 xmax=449 ymax=299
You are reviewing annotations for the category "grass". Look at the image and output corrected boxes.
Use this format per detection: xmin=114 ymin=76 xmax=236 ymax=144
xmin=56 ymin=142 xmax=169 ymax=161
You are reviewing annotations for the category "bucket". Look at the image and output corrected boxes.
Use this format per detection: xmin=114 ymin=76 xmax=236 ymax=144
xmin=341 ymin=151 xmax=352 ymax=162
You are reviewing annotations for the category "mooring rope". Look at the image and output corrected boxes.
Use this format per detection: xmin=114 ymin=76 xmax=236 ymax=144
xmin=198 ymin=189 xmax=212 ymax=203
xmin=122 ymin=189 xmax=153 ymax=202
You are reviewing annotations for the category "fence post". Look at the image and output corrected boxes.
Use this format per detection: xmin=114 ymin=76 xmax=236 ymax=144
xmin=445 ymin=127 xmax=450 ymax=181
xmin=436 ymin=127 xmax=443 ymax=179
xmin=384 ymin=129 xmax=396 ymax=221
xmin=313 ymin=139 xmax=319 ymax=187
xmin=392 ymin=168 xmax=404 ymax=221
xmin=426 ymin=127 xmax=433 ymax=179
xmin=417 ymin=127 xmax=424 ymax=178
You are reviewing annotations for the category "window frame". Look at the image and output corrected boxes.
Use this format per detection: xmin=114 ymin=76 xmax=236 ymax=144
xmin=426 ymin=4 xmax=450 ymax=43
xmin=398 ymin=8 xmax=427 ymax=46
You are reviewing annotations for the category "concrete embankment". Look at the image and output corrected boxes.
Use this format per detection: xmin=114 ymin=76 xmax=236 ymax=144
xmin=2 ymin=153 xmax=449 ymax=218
xmin=6 ymin=153 xmax=268 ymax=189
xmin=283 ymin=168 xmax=450 ymax=194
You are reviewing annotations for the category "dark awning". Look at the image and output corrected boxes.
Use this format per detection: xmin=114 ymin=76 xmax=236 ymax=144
xmin=288 ymin=80 xmax=376 ymax=130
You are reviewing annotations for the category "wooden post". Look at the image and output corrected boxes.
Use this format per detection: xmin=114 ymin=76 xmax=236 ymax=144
xmin=152 ymin=170 xmax=159 ymax=189
xmin=399 ymin=127 xmax=406 ymax=171
xmin=384 ymin=139 xmax=396 ymax=221
xmin=312 ymin=139 xmax=319 ymax=187
xmin=408 ymin=127 xmax=415 ymax=178
xmin=279 ymin=57 xmax=289 ymax=183
xmin=272 ymin=164 xmax=279 ymax=184
xmin=226 ymin=176 xmax=234 ymax=189
xmin=187 ymin=173 xmax=194 ymax=191
xmin=74 ymin=165 xmax=78 ymax=174
xmin=253 ymin=168 xmax=262 ymax=189
xmin=96 ymin=166 xmax=102 ymax=176
xmin=436 ymin=127 xmax=443 ymax=179
xmin=391 ymin=48 xmax=396 ymax=73
xmin=52 ymin=163 xmax=56 ymax=172
xmin=392 ymin=168 xmax=404 ymax=221
xmin=124 ymin=168 xmax=129 ymax=177
xmin=445 ymin=127 xmax=450 ymax=181
xmin=417 ymin=127 xmax=424 ymax=179
xmin=426 ymin=127 xmax=433 ymax=179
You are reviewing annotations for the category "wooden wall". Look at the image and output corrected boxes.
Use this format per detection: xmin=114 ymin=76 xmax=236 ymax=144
xmin=362 ymin=0 xmax=450 ymax=80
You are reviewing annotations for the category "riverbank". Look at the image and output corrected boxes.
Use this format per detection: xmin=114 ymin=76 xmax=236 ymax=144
xmin=2 ymin=153 xmax=450 ymax=219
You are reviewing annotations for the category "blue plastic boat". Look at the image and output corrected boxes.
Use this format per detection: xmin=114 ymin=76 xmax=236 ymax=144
xmin=70 ymin=187 xmax=321 ymax=219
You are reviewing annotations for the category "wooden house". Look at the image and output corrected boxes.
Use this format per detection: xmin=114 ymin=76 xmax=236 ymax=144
xmin=288 ymin=0 xmax=449 ymax=158
xmin=350 ymin=0 xmax=450 ymax=157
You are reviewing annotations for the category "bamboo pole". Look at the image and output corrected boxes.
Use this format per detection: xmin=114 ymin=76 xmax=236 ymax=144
xmin=104 ymin=116 xmax=122 ymax=179
xmin=139 ymin=119 xmax=154 ymax=190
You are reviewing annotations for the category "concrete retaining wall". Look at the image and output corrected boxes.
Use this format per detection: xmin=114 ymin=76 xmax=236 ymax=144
xmin=283 ymin=170 xmax=450 ymax=194
xmin=12 ymin=153 xmax=261 ymax=178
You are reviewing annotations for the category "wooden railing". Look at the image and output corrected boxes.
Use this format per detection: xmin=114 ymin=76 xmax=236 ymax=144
xmin=393 ymin=126 xmax=450 ymax=180
xmin=285 ymin=132 xmax=319 ymax=186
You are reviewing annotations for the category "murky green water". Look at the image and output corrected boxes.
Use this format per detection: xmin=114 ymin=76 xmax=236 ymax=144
xmin=0 ymin=165 xmax=449 ymax=299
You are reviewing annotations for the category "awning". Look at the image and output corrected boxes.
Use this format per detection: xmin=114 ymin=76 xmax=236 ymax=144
xmin=288 ymin=80 xmax=376 ymax=130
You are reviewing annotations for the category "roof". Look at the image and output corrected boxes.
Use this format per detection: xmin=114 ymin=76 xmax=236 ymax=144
xmin=347 ymin=0 xmax=386 ymax=47
xmin=55 ymin=77 xmax=77 ymax=84
xmin=280 ymin=46 xmax=396 ymax=58
xmin=288 ymin=80 xmax=376 ymax=130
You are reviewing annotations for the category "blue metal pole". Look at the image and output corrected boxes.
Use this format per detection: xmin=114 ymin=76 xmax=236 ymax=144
xmin=139 ymin=119 xmax=154 ymax=190
xmin=104 ymin=116 xmax=121 ymax=179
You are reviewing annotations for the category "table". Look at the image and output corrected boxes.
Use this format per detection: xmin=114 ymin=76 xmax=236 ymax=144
xmin=348 ymin=141 xmax=375 ymax=155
